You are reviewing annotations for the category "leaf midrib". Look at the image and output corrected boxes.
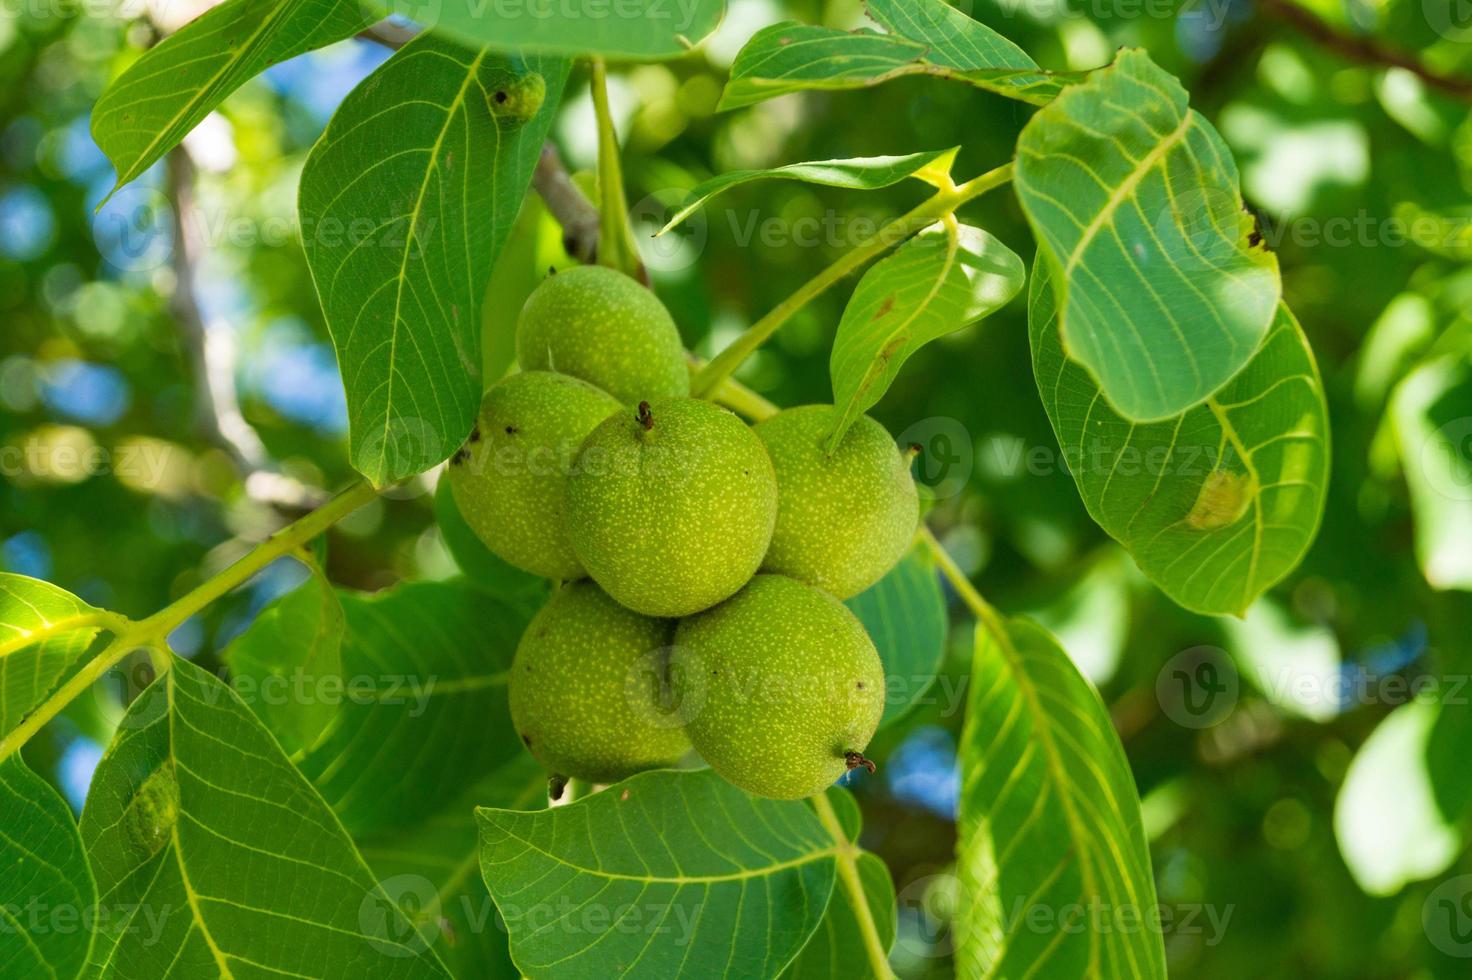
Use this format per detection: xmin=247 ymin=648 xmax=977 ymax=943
xmin=979 ymin=619 xmax=1148 ymax=976
xmin=486 ymin=822 xmax=839 ymax=885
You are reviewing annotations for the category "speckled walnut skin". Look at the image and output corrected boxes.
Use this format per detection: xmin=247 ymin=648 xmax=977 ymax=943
xmin=674 ymin=574 xmax=885 ymax=800
xmin=448 ymin=371 xmax=620 ymax=580
xmin=566 ymin=398 xmax=778 ymax=618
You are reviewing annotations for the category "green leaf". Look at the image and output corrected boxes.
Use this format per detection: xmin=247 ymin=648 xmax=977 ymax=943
xmin=90 ymin=0 xmax=368 ymax=195
xmin=828 ymin=222 xmax=1024 ymax=450
xmin=1221 ymin=600 xmax=1341 ymax=721
xmin=864 ymin=0 xmax=1079 ymax=103
xmin=476 ymin=768 xmax=838 ymax=977
xmin=293 ymin=580 xmax=530 ymax=836
xmin=1390 ymin=355 xmax=1472 ymax=590
xmin=1015 ymin=48 xmax=1281 ymax=421
xmin=79 ymin=656 xmax=450 ymax=979
xmin=0 ymin=757 xmax=96 ymax=980
xmin=956 ymin=616 xmax=1166 ymax=979
xmin=1335 ymin=700 xmax=1464 ymax=896
xmin=222 ymin=557 xmax=344 ymax=757
xmin=359 ymin=755 xmax=547 ymax=979
xmin=1029 ymin=260 xmax=1330 ymax=616
xmin=298 ymin=38 xmax=569 ymax=486
xmin=656 ymin=149 xmax=958 ymax=235
xmin=364 ymin=0 xmax=726 ymax=59
xmin=845 ymin=546 xmax=947 ymax=729
xmin=783 ymin=790 xmax=896 ymax=980
xmin=433 ymin=480 xmax=549 ymax=606
xmin=0 ymin=574 xmax=112 ymax=740
xmin=719 ymin=4 xmax=1075 ymax=113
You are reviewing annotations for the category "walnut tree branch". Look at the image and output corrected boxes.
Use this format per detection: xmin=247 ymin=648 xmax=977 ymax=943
xmin=1258 ymin=0 xmax=1472 ymax=102
xmin=534 ymin=142 xmax=602 ymax=264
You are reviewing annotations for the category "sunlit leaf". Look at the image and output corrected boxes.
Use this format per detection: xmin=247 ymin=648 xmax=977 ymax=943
xmin=956 ymin=616 xmax=1166 ymax=978
xmin=782 ymin=789 xmax=896 ymax=980
xmin=1222 ymin=600 xmax=1341 ymax=720
xmin=477 ymin=768 xmax=837 ymax=977
xmin=657 ymin=149 xmax=957 ymax=235
xmin=80 ymin=656 xmax=450 ymax=978
xmin=719 ymin=0 xmax=1076 ymax=112
xmin=1016 ymin=48 xmax=1281 ymax=421
xmin=359 ymin=755 xmax=546 ymax=979
xmin=846 ymin=546 xmax=947 ymax=729
xmin=828 ymin=223 xmax=1024 ymax=450
xmin=0 ymin=757 xmax=95 ymax=980
xmin=293 ymin=580 xmax=530 ymax=836
xmin=299 ymin=37 xmax=569 ymax=485
xmin=91 ymin=0 xmax=368 ymax=195
xmin=0 ymin=573 xmax=112 ymax=741
xmin=1335 ymin=700 xmax=1464 ymax=896
xmin=365 ymin=0 xmax=726 ymax=59
xmin=1030 ymin=261 xmax=1329 ymax=616
xmin=223 ymin=557 xmax=344 ymax=757
xmin=1390 ymin=355 xmax=1472 ymax=590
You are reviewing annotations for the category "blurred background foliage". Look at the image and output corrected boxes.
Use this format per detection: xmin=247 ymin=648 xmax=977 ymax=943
xmin=2 ymin=0 xmax=1471 ymax=976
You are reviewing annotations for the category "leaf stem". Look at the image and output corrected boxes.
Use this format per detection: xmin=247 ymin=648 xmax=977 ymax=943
xmin=0 ymin=481 xmax=378 ymax=763
xmin=689 ymin=161 xmax=1014 ymax=397
xmin=811 ymin=792 xmax=896 ymax=979
xmin=686 ymin=353 xmax=779 ymax=421
xmin=916 ymin=525 xmax=1008 ymax=638
xmin=589 ymin=58 xmax=646 ymax=283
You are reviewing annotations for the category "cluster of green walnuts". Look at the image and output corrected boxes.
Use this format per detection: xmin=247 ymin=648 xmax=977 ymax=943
xmin=448 ymin=266 xmax=919 ymax=800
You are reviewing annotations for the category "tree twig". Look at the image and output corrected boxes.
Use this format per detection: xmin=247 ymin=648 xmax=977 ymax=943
xmin=534 ymin=143 xmax=601 ymax=264
xmin=1258 ymin=0 xmax=1472 ymax=102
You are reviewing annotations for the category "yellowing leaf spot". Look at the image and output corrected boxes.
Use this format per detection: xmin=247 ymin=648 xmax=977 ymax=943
xmin=1186 ymin=469 xmax=1254 ymax=530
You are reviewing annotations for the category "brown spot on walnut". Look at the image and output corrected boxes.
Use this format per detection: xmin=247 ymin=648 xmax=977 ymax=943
xmin=505 ymin=425 xmax=519 ymax=435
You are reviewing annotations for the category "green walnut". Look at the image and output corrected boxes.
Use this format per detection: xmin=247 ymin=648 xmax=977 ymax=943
xmin=566 ymin=397 xmax=777 ymax=617
xmin=673 ymin=574 xmax=885 ymax=800
xmin=447 ymin=371 xmax=620 ymax=580
xmin=754 ymin=405 xmax=919 ymax=598
xmin=516 ymin=265 xmax=689 ymax=403
xmin=510 ymin=582 xmax=690 ymax=784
